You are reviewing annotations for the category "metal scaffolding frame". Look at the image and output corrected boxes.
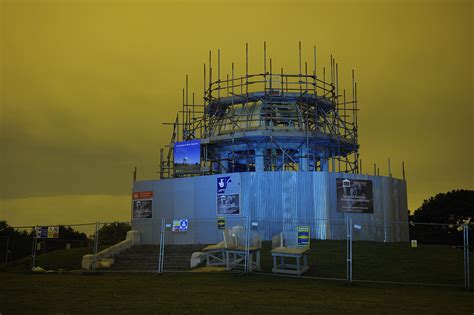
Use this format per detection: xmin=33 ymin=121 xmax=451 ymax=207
xmin=160 ymin=42 xmax=360 ymax=178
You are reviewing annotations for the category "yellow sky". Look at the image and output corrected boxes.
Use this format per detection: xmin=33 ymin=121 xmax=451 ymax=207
xmin=1 ymin=0 xmax=472 ymax=227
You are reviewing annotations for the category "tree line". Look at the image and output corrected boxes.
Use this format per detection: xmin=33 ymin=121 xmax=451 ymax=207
xmin=409 ymin=189 xmax=473 ymax=245
xmin=0 ymin=221 xmax=130 ymax=264
xmin=1 ymin=189 xmax=472 ymax=264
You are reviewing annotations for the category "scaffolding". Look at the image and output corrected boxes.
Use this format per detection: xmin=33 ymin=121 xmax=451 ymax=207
xmin=160 ymin=42 xmax=359 ymax=179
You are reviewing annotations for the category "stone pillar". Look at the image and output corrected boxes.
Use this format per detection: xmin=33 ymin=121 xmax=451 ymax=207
xmin=255 ymin=148 xmax=265 ymax=172
xmin=321 ymin=159 xmax=329 ymax=171
xmin=300 ymin=147 xmax=310 ymax=171
xmin=276 ymin=154 xmax=284 ymax=171
xmin=320 ymin=151 xmax=329 ymax=172
xmin=220 ymin=151 xmax=228 ymax=173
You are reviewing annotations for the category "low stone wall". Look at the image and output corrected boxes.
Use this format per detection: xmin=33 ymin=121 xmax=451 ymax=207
xmin=82 ymin=230 xmax=140 ymax=270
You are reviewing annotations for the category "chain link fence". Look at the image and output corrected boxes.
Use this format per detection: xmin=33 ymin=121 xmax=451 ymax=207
xmin=350 ymin=221 xmax=466 ymax=286
xmin=158 ymin=218 xmax=250 ymax=273
xmin=0 ymin=226 xmax=35 ymax=271
xmin=1 ymin=219 xmax=471 ymax=290
xmin=30 ymin=223 xmax=96 ymax=272
xmin=154 ymin=217 xmax=471 ymax=290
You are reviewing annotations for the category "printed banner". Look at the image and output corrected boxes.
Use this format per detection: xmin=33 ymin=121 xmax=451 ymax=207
xmin=132 ymin=199 xmax=153 ymax=219
xmin=174 ymin=140 xmax=201 ymax=174
xmin=336 ymin=178 xmax=374 ymax=213
xmin=217 ymin=194 xmax=240 ymax=215
xmin=216 ymin=174 xmax=241 ymax=215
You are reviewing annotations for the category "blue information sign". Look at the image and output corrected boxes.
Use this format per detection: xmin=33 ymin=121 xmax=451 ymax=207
xmin=172 ymin=219 xmax=189 ymax=232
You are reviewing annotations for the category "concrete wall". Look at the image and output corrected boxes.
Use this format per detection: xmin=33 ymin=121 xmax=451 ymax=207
xmin=132 ymin=171 xmax=409 ymax=244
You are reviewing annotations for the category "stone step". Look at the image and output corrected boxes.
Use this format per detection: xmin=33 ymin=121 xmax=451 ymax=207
xmin=110 ymin=244 xmax=203 ymax=271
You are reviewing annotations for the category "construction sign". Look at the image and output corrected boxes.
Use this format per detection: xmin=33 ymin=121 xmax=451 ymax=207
xmin=217 ymin=217 xmax=226 ymax=230
xmin=297 ymin=226 xmax=310 ymax=246
xmin=36 ymin=226 xmax=59 ymax=239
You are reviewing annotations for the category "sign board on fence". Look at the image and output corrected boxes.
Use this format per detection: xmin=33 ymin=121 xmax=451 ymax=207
xmin=217 ymin=217 xmax=225 ymax=230
xmin=411 ymin=240 xmax=417 ymax=248
xmin=36 ymin=226 xmax=59 ymax=239
xmin=47 ymin=226 xmax=59 ymax=238
xmin=36 ymin=227 xmax=47 ymax=239
xmin=297 ymin=226 xmax=310 ymax=246
xmin=172 ymin=219 xmax=189 ymax=232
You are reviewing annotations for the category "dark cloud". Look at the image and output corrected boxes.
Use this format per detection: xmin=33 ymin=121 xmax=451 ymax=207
xmin=1 ymin=0 xmax=472 ymax=223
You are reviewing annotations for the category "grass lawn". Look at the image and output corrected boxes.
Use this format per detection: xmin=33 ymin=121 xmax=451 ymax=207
xmin=204 ymin=240 xmax=472 ymax=286
xmin=1 ymin=240 xmax=473 ymax=287
xmin=0 ymin=247 xmax=93 ymax=272
xmin=0 ymin=272 xmax=473 ymax=314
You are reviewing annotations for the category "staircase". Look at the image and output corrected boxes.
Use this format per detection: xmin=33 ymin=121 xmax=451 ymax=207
xmin=110 ymin=244 xmax=205 ymax=272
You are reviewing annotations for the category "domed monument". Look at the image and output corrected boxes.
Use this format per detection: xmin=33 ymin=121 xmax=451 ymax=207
xmin=132 ymin=43 xmax=408 ymax=244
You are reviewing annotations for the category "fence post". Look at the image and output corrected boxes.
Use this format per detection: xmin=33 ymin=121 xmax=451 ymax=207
xmin=158 ymin=218 xmax=165 ymax=274
xmin=245 ymin=216 xmax=251 ymax=274
xmin=464 ymin=224 xmax=470 ymax=290
xmin=346 ymin=218 xmax=353 ymax=284
xmin=5 ymin=236 xmax=9 ymax=264
xmin=31 ymin=225 xmax=38 ymax=270
xmin=92 ymin=222 xmax=99 ymax=273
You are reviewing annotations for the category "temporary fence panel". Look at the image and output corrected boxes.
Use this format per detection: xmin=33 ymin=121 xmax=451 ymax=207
xmin=93 ymin=222 xmax=133 ymax=272
xmin=467 ymin=224 xmax=472 ymax=290
xmin=159 ymin=217 xmax=250 ymax=273
xmin=0 ymin=226 xmax=35 ymax=271
xmin=250 ymin=218 xmax=349 ymax=280
xmin=351 ymin=220 xmax=466 ymax=286
xmin=28 ymin=223 xmax=96 ymax=272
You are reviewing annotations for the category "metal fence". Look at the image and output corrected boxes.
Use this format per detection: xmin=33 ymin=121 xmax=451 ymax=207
xmin=30 ymin=223 xmax=96 ymax=272
xmin=157 ymin=218 xmax=471 ymax=290
xmin=159 ymin=217 xmax=250 ymax=273
xmin=0 ymin=226 xmax=35 ymax=269
xmin=1 ymin=219 xmax=471 ymax=290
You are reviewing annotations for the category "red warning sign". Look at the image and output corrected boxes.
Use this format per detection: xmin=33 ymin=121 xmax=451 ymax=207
xmin=132 ymin=191 xmax=154 ymax=200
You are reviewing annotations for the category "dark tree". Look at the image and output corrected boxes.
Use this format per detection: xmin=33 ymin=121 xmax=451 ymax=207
xmin=0 ymin=221 xmax=33 ymax=263
xmin=41 ymin=226 xmax=90 ymax=253
xmin=412 ymin=189 xmax=473 ymax=224
xmin=410 ymin=189 xmax=473 ymax=244
xmin=98 ymin=222 xmax=131 ymax=245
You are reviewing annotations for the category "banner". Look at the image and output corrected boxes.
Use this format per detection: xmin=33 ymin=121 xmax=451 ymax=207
xmin=336 ymin=178 xmax=374 ymax=213
xmin=132 ymin=191 xmax=153 ymax=219
xmin=174 ymin=140 xmax=201 ymax=174
xmin=217 ymin=194 xmax=240 ymax=215
xmin=216 ymin=174 xmax=241 ymax=215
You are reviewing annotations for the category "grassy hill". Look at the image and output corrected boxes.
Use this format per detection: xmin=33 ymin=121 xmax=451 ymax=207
xmin=0 ymin=247 xmax=93 ymax=272
xmin=1 ymin=240 xmax=471 ymax=288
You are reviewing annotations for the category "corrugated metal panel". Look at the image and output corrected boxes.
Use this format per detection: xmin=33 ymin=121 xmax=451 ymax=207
xmin=132 ymin=171 xmax=409 ymax=244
